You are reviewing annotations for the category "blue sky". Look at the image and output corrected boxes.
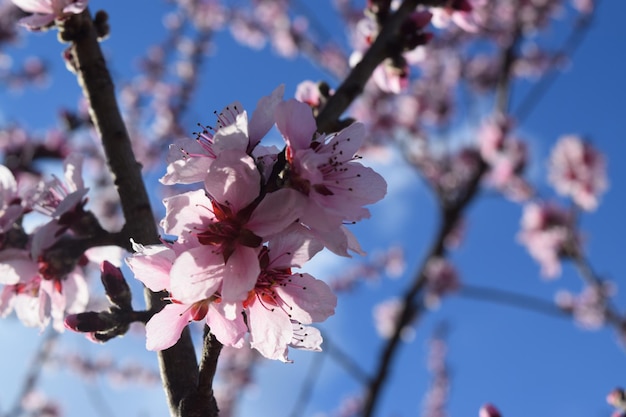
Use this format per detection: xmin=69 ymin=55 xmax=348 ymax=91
xmin=1 ymin=1 xmax=626 ymax=417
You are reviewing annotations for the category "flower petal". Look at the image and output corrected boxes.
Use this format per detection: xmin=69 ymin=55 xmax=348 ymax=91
xmin=277 ymin=273 xmax=336 ymax=323
xmin=206 ymin=303 xmax=247 ymax=348
xmin=145 ymin=303 xmax=194 ymax=351
xmin=126 ymin=243 xmax=175 ymax=292
xmin=248 ymin=85 xmax=284 ymax=149
xmin=220 ymin=246 xmax=260 ymax=303
xmin=170 ymin=247 xmax=223 ymax=303
xmin=204 ymin=151 xmax=260 ymax=213
xmin=161 ymin=189 xmax=212 ymax=237
xmin=275 ymin=99 xmax=317 ymax=150
xmin=248 ymin=300 xmax=292 ymax=361
xmin=247 ymin=189 xmax=305 ymax=238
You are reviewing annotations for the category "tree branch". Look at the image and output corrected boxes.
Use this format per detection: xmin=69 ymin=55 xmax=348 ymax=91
xmin=59 ymin=9 xmax=199 ymax=416
xmin=179 ymin=326 xmax=223 ymax=417
xmin=315 ymin=0 xmax=423 ymax=133
xmin=458 ymin=284 xmax=568 ymax=319
xmin=361 ymin=15 xmax=521 ymax=417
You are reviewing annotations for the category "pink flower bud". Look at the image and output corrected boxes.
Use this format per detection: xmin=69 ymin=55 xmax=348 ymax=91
xmin=479 ymin=403 xmax=502 ymax=417
xmin=101 ymin=261 xmax=132 ymax=309
xmin=64 ymin=311 xmax=116 ymax=333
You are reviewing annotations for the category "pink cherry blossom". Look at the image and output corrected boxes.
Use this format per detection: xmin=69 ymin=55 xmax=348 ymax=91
xmin=572 ymin=0 xmax=594 ymax=14
xmin=243 ymin=226 xmax=335 ymax=361
xmin=126 ymin=241 xmax=247 ymax=351
xmin=555 ymin=282 xmax=613 ymax=329
xmin=11 ymin=0 xmax=88 ymax=30
xmin=125 ymin=240 xmax=176 ymax=293
xmin=548 ymin=135 xmax=607 ymax=211
xmin=0 ymin=244 xmax=89 ymax=331
xmin=350 ymin=50 xmax=408 ymax=94
xmin=276 ymin=99 xmax=387 ymax=256
xmin=32 ymin=153 xmax=88 ymax=219
xmin=607 ymin=388 xmax=626 ymax=416
xmin=160 ymin=85 xmax=284 ymax=185
xmin=373 ymin=298 xmax=406 ymax=340
xmin=517 ymin=201 xmax=578 ymax=278
xmin=146 ymin=300 xmax=247 ymax=351
xmin=478 ymin=117 xmax=533 ymax=202
xmin=161 ymin=150 xmax=305 ymax=303
xmin=295 ymin=80 xmax=324 ymax=108
xmin=349 ymin=10 xmax=432 ymax=94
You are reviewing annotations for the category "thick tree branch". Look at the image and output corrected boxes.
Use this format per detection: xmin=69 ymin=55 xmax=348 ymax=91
xmin=179 ymin=326 xmax=223 ymax=417
xmin=59 ymin=9 xmax=199 ymax=416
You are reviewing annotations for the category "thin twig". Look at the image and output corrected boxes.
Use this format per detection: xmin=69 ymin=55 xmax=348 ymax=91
xmin=514 ymin=7 xmax=596 ymax=123
xmin=83 ymin=382 xmax=117 ymax=417
xmin=5 ymin=329 xmax=58 ymax=417
xmin=288 ymin=349 xmax=326 ymax=417
xmin=458 ymin=284 xmax=568 ymax=319
xmin=325 ymin=336 xmax=371 ymax=384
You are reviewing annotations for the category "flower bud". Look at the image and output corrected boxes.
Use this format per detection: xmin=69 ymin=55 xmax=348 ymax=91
xmin=64 ymin=311 xmax=117 ymax=333
xmin=101 ymin=261 xmax=132 ymax=309
xmin=479 ymin=403 xmax=502 ymax=417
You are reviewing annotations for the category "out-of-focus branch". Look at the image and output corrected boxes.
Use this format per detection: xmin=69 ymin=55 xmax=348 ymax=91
xmin=4 ymin=329 xmax=58 ymax=417
xmin=459 ymin=284 xmax=568 ymax=319
xmin=288 ymin=348 xmax=326 ymax=417
xmin=514 ymin=7 xmax=596 ymax=123
xmin=570 ymin=252 xmax=625 ymax=329
xmin=315 ymin=0 xmax=424 ymax=133
xmin=59 ymin=9 xmax=200 ymax=416
xmin=325 ymin=336 xmax=371 ymax=384
xmin=362 ymin=17 xmax=521 ymax=417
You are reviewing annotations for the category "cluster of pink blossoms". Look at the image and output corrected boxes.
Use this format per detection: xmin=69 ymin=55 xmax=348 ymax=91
xmin=516 ymin=135 xmax=607 ymax=278
xmin=0 ymin=155 xmax=97 ymax=331
xmin=548 ymin=135 xmax=607 ymax=212
xmin=517 ymin=201 xmax=578 ymax=279
xmin=127 ymin=86 xmax=387 ymax=362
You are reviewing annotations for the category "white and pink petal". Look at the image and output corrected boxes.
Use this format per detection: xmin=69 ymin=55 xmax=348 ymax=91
xmin=275 ymin=99 xmax=317 ymax=150
xmin=247 ymin=189 xmax=305 ymax=238
xmin=169 ymin=247 xmax=223 ymax=304
xmin=204 ymin=151 xmax=260 ymax=213
xmin=248 ymin=300 xmax=292 ymax=361
xmin=277 ymin=273 xmax=336 ymax=323
xmin=145 ymin=303 xmax=194 ymax=351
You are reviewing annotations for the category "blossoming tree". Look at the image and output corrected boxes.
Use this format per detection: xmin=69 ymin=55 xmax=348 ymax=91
xmin=0 ymin=0 xmax=624 ymax=416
